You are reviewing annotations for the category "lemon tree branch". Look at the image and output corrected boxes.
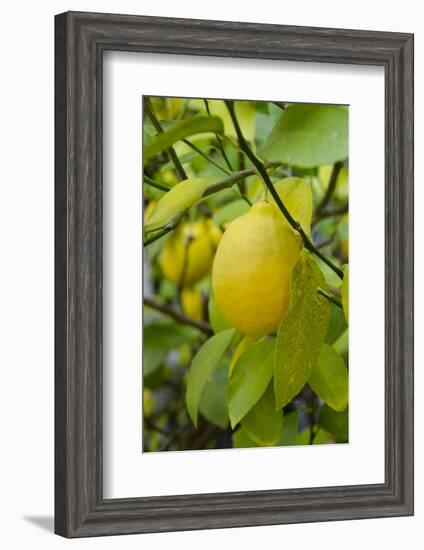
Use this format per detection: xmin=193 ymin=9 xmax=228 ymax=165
xmin=312 ymin=202 xmax=349 ymax=226
xmin=181 ymin=138 xmax=231 ymax=176
xmin=314 ymin=161 xmax=344 ymax=218
xmin=224 ymin=100 xmax=344 ymax=281
xmin=143 ymin=164 xmax=280 ymax=247
xmin=144 ymin=214 xmax=183 ymax=246
xmin=144 ymin=296 xmax=213 ymax=336
xmin=144 ymin=174 xmax=171 ymax=192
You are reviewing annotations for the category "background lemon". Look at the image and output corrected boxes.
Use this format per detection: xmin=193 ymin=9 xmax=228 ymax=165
xmin=160 ymin=222 xmax=214 ymax=286
xmin=181 ymin=288 xmax=204 ymax=321
xmin=206 ymin=219 xmax=223 ymax=249
xmin=212 ymin=201 xmax=302 ymax=338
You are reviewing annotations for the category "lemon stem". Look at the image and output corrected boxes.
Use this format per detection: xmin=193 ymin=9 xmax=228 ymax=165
xmin=224 ymin=100 xmax=344 ymax=281
xmin=202 ymin=163 xmax=280 ymax=197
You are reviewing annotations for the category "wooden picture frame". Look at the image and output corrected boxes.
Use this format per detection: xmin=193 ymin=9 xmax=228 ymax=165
xmin=55 ymin=11 xmax=414 ymax=538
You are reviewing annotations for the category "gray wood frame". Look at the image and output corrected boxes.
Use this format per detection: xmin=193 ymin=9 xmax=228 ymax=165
xmin=55 ymin=11 xmax=414 ymax=538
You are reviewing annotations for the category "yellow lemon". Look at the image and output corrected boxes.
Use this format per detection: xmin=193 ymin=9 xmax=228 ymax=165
xmin=271 ymin=177 xmax=313 ymax=234
xmin=160 ymin=168 xmax=179 ymax=187
xmin=160 ymin=222 xmax=214 ymax=286
xmin=212 ymin=201 xmax=302 ymax=338
xmin=181 ymin=288 xmax=204 ymax=322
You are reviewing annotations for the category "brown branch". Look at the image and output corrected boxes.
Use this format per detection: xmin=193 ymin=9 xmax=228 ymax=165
xmin=144 ymin=296 xmax=213 ymax=336
xmin=312 ymin=203 xmax=348 ymax=226
xmin=314 ymin=161 xmax=344 ymax=220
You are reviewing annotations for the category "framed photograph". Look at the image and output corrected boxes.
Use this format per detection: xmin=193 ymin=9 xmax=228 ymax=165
xmin=55 ymin=11 xmax=414 ymax=538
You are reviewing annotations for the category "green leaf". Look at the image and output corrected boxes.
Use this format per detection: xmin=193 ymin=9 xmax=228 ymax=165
xmin=279 ymin=410 xmax=299 ymax=446
xmin=143 ymin=364 xmax=166 ymax=390
xmin=232 ymin=427 xmax=259 ymax=448
xmin=186 ymin=328 xmax=235 ymax=426
xmin=212 ymin=199 xmax=250 ymax=227
xmin=241 ymin=383 xmax=283 ymax=445
xmin=143 ymin=322 xmax=198 ymax=376
xmin=229 ymin=335 xmax=257 ymax=375
xmin=296 ymin=428 xmax=330 ymax=445
xmin=199 ymin=361 xmax=229 ymax=429
xmin=144 ymin=115 xmax=224 ymax=162
xmin=342 ymin=265 xmax=349 ymax=322
xmin=255 ymin=101 xmax=270 ymax=114
xmin=260 ymin=104 xmax=348 ymax=168
xmin=208 ymin=292 xmax=232 ymax=333
xmin=145 ymin=177 xmax=211 ymax=229
xmin=208 ymin=100 xmax=256 ymax=143
xmin=309 ymin=344 xmax=348 ymax=412
xmin=228 ymin=339 xmax=276 ymax=428
xmin=319 ymin=404 xmax=349 ymax=443
xmin=326 ymin=303 xmax=348 ymax=345
xmin=333 ymin=328 xmax=348 ymax=359
xmin=274 ymin=251 xmax=331 ymax=409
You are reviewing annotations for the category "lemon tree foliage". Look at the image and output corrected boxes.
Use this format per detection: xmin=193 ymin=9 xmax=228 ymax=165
xmin=228 ymin=339 xmax=276 ymax=428
xmin=143 ymin=115 xmax=224 ymax=162
xmin=309 ymin=344 xmax=348 ymax=412
xmin=260 ymin=104 xmax=348 ymax=168
xmin=145 ymin=178 xmax=211 ymax=229
xmin=274 ymin=251 xmax=332 ymax=410
xmin=241 ymin=383 xmax=283 ymax=445
xmin=320 ymin=404 xmax=349 ymax=443
xmin=186 ymin=328 xmax=235 ymax=427
xmin=208 ymin=292 xmax=232 ymax=333
xmin=143 ymin=322 xmax=198 ymax=376
xmin=198 ymin=361 xmax=230 ymax=430
xmin=208 ymin=100 xmax=256 ymax=143
xmin=279 ymin=410 xmax=299 ymax=446
xmin=233 ymin=426 xmax=259 ymax=449
xmin=143 ymin=95 xmax=349 ymax=452
xmin=342 ymin=265 xmax=349 ymax=322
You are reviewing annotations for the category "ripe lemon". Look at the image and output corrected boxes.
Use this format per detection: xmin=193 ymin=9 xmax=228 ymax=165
xmin=212 ymin=201 xmax=302 ymax=338
xmin=160 ymin=222 xmax=214 ymax=286
xmin=181 ymin=288 xmax=204 ymax=321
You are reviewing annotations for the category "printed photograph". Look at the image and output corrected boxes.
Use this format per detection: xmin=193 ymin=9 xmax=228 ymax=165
xmin=142 ymin=96 xmax=349 ymax=452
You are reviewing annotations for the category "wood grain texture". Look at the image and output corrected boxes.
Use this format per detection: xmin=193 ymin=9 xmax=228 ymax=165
xmin=54 ymin=11 xmax=414 ymax=538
